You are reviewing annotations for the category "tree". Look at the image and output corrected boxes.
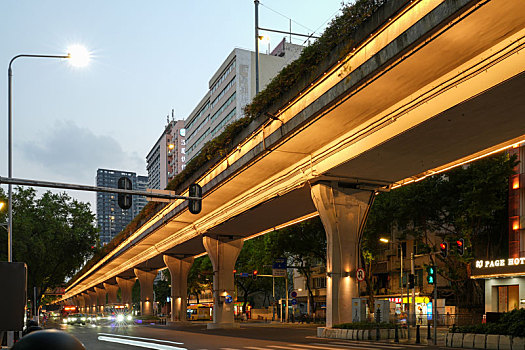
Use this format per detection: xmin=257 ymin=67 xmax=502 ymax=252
xmin=267 ymin=217 xmax=326 ymax=316
xmin=0 ymin=187 xmax=98 ymax=314
xmin=234 ymin=236 xmax=273 ymax=314
xmin=362 ymin=153 xmax=517 ymax=309
xmin=186 ymin=256 xmax=213 ymax=304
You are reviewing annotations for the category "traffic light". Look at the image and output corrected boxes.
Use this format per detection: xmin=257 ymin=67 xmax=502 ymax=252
xmin=408 ymin=273 xmax=415 ymax=289
xmin=117 ymin=177 xmax=132 ymax=210
xmin=456 ymin=238 xmax=464 ymax=256
xmin=188 ymin=184 xmax=202 ymax=214
xmin=440 ymin=241 xmax=448 ymax=258
xmin=426 ymin=266 xmax=435 ymax=285
xmin=252 ymin=270 xmax=258 ymax=280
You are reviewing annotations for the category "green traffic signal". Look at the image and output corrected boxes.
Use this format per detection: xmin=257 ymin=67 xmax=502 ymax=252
xmin=426 ymin=266 xmax=435 ymax=285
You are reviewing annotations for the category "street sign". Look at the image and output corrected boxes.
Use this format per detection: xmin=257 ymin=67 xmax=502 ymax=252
xmin=272 ymin=269 xmax=286 ymax=277
xmin=240 ymin=272 xmax=249 ymax=277
xmin=291 ymin=298 xmax=297 ymax=305
xmin=356 ymin=268 xmax=365 ymax=282
xmin=272 ymin=258 xmax=287 ymax=269
xmin=225 ymin=295 xmax=233 ymax=304
xmin=291 ymin=291 xmax=297 ymax=298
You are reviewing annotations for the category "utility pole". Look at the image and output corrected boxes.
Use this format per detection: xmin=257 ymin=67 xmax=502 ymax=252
xmin=411 ymin=253 xmax=416 ymax=328
xmin=254 ymin=0 xmax=260 ymax=94
xmin=433 ymin=270 xmax=437 ymax=345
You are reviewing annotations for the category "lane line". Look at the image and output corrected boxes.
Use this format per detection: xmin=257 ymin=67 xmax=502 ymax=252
xmin=98 ymin=336 xmax=187 ymax=350
xmin=97 ymin=332 xmax=184 ymax=345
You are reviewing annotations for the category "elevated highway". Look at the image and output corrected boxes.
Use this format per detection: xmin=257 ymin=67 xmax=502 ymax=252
xmin=62 ymin=0 xmax=525 ymax=328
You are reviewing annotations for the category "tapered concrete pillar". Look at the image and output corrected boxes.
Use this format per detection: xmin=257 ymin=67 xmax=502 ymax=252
xmin=94 ymin=287 xmax=107 ymax=313
xmin=103 ymin=283 xmax=119 ymax=305
xmin=134 ymin=269 xmax=157 ymax=316
xmin=310 ymin=182 xmax=374 ymax=328
xmin=163 ymin=255 xmax=194 ymax=322
xmin=87 ymin=291 xmax=97 ymax=314
xmin=116 ymin=277 xmax=135 ymax=307
xmin=79 ymin=294 xmax=86 ymax=312
xmin=203 ymin=236 xmax=243 ymax=329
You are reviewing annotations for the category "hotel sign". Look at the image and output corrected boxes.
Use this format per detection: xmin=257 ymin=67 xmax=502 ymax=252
xmin=471 ymin=257 xmax=525 ymax=278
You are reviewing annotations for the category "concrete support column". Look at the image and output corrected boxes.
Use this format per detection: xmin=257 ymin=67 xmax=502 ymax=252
xmin=87 ymin=291 xmax=97 ymax=314
xmin=203 ymin=236 xmax=243 ymax=329
xmin=116 ymin=277 xmax=135 ymax=308
xmin=134 ymin=269 xmax=157 ymax=316
xmin=94 ymin=287 xmax=107 ymax=313
xmin=103 ymin=283 xmax=119 ymax=305
xmin=310 ymin=182 xmax=374 ymax=328
xmin=78 ymin=294 xmax=86 ymax=313
xmin=163 ymin=255 xmax=194 ymax=322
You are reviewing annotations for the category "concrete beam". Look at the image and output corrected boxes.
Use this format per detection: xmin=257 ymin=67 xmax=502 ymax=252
xmin=311 ymin=182 xmax=374 ymax=327
xmin=163 ymin=255 xmax=194 ymax=322
xmin=203 ymin=236 xmax=243 ymax=329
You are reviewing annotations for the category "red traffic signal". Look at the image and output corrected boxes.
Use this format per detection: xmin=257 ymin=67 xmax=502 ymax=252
xmin=440 ymin=241 xmax=448 ymax=258
xmin=456 ymin=238 xmax=465 ymax=256
xmin=252 ymin=270 xmax=258 ymax=280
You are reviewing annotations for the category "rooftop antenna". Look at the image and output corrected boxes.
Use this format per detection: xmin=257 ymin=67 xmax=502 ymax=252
xmin=172 ymin=108 xmax=175 ymax=121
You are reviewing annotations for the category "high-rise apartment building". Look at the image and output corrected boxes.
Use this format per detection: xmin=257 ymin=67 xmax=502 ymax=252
xmin=185 ymin=40 xmax=303 ymax=161
xmin=96 ymin=169 xmax=148 ymax=245
xmin=146 ymin=118 xmax=186 ymax=190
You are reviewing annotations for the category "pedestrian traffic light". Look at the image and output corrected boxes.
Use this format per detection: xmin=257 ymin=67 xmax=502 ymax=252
xmin=426 ymin=266 xmax=435 ymax=285
xmin=188 ymin=183 xmax=202 ymax=214
xmin=408 ymin=273 xmax=415 ymax=289
xmin=440 ymin=241 xmax=448 ymax=258
xmin=117 ymin=177 xmax=132 ymax=210
xmin=456 ymin=238 xmax=465 ymax=256
xmin=252 ymin=270 xmax=258 ymax=280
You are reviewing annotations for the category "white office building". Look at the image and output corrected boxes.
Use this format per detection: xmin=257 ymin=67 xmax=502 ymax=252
xmin=186 ymin=40 xmax=303 ymax=161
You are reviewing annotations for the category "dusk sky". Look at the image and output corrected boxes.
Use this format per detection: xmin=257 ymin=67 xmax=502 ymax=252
xmin=1 ymin=0 xmax=344 ymax=208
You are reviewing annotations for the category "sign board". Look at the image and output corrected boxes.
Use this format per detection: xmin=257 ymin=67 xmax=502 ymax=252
xmin=240 ymin=272 xmax=249 ymax=277
xmin=272 ymin=269 xmax=286 ymax=277
xmin=0 ymin=262 xmax=27 ymax=331
xmin=291 ymin=291 xmax=297 ymax=298
xmin=356 ymin=268 xmax=365 ymax=282
xmin=291 ymin=298 xmax=297 ymax=305
xmin=471 ymin=257 xmax=525 ymax=278
xmin=272 ymin=258 xmax=287 ymax=269
xmin=225 ymin=295 xmax=233 ymax=304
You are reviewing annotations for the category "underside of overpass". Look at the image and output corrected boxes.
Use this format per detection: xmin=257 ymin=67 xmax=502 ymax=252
xmin=62 ymin=0 xmax=525 ymax=327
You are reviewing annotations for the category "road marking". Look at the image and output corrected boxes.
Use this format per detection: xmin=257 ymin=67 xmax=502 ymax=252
xmin=245 ymin=347 xmax=274 ymax=350
xmin=98 ymin=336 xmax=187 ymax=350
xmin=97 ymin=333 xmax=184 ymax=345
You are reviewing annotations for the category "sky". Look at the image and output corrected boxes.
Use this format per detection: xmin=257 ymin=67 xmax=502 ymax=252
xmin=0 ymin=0 xmax=345 ymax=210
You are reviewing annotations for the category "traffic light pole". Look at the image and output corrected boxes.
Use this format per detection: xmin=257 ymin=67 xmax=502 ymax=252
xmin=433 ymin=271 xmax=437 ymax=345
xmin=0 ymin=176 xmax=201 ymax=202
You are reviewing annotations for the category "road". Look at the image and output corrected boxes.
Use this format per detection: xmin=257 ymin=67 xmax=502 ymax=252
xmin=39 ymin=319 xmax=452 ymax=350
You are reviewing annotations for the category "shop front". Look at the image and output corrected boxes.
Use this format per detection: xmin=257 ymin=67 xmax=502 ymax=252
xmin=471 ymin=257 xmax=525 ymax=314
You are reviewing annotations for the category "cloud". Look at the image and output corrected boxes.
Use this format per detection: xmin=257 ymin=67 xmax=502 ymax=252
xmin=18 ymin=120 xmax=145 ymax=185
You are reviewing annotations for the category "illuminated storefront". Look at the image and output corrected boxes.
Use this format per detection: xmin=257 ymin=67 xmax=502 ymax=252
xmin=471 ymin=258 xmax=525 ymax=313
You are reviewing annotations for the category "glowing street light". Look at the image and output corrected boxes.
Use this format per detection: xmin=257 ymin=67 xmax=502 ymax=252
xmin=7 ymin=48 xmax=89 ymax=262
xmin=67 ymin=45 xmax=91 ymax=67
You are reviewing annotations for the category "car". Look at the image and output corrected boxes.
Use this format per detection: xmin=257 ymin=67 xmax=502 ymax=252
xmin=65 ymin=313 xmax=88 ymax=325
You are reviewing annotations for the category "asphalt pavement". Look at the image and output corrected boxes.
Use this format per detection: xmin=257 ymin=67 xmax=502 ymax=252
xmin=37 ymin=318 xmax=454 ymax=350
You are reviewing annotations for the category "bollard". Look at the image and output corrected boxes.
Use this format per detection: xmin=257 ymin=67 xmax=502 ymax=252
xmin=395 ymin=324 xmax=399 ymax=343
xmin=427 ymin=324 xmax=431 ymax=340
xmin=416 ymin=325 xmax=420 ymax=344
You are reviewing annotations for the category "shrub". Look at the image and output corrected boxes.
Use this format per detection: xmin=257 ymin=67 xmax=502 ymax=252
xmin=333 ymin=321 xmax=395 ymax=329
xmin=450 ymin=309 xmax=525 ymax=337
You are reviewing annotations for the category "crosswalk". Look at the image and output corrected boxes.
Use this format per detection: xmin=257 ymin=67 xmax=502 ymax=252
xmin=219 ymin=340 xmax=430 ymax=350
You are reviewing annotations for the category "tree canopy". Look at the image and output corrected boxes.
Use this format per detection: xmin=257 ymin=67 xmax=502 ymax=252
xmin=0 ymin=187 xmax=98 ymax=310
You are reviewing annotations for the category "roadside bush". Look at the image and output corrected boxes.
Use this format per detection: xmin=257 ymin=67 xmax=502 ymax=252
xmin=450 ymin=309 xmax=525 ymax=337
xmin=333 ymin=321 xmax=395 ymax=329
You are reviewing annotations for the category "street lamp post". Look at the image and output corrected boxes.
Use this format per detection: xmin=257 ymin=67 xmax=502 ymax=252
xmin=6 ymin=48 xmax=88 ymax=347
xmin=380 ymin=237 xmax=409 ymax=338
